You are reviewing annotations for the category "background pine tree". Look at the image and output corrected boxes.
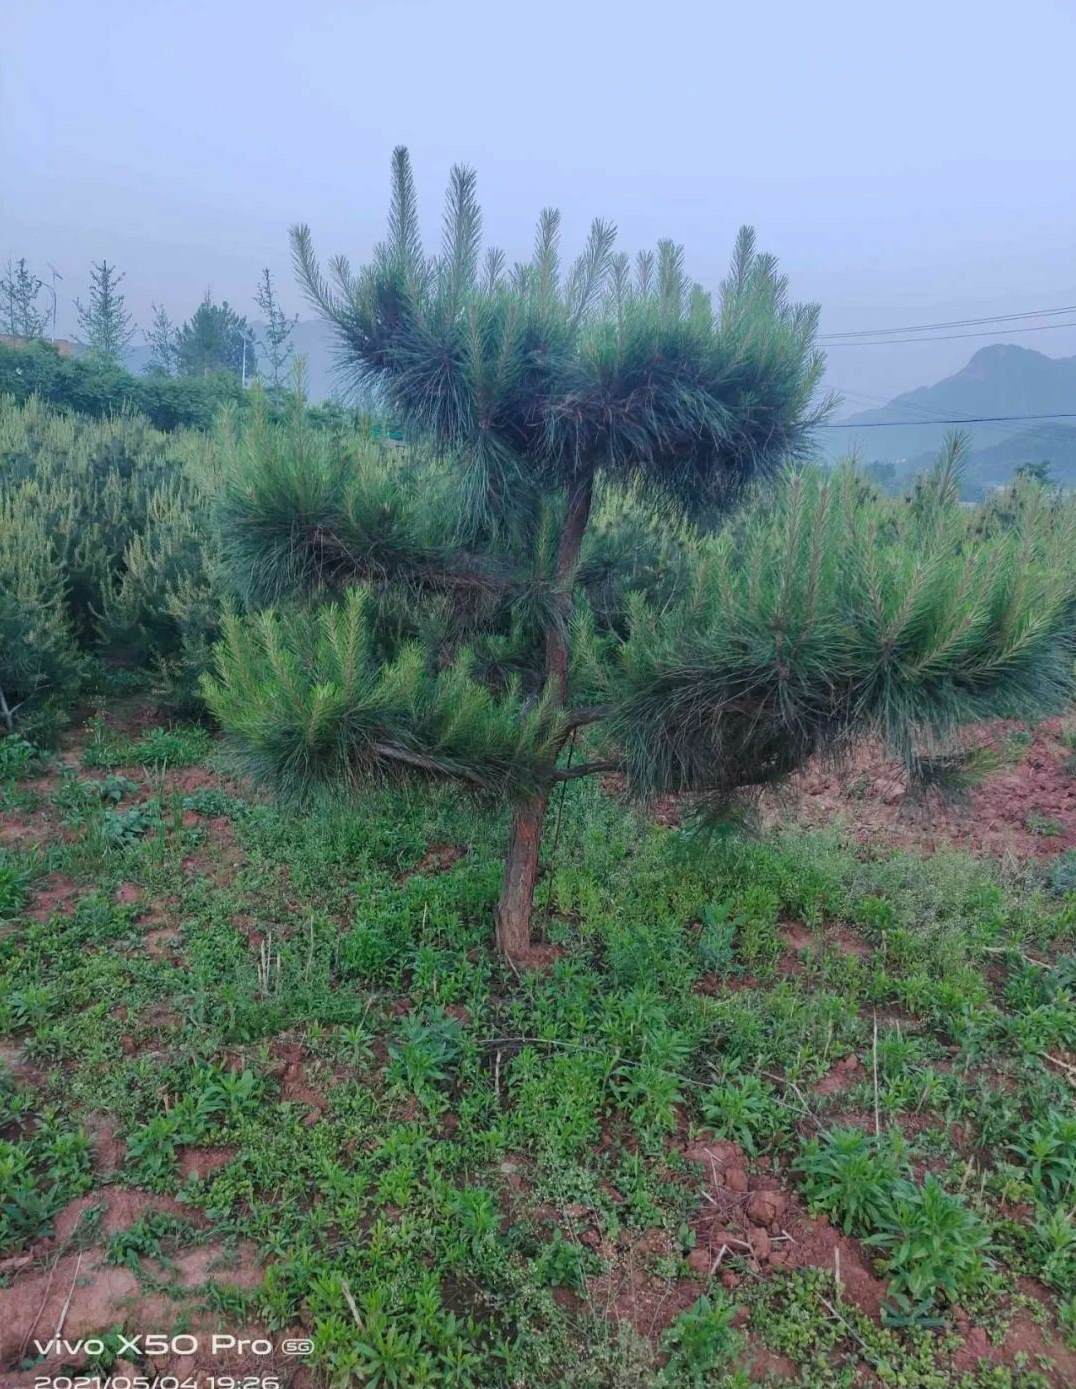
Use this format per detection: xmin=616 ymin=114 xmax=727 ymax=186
xmin=75 ymin=259 xmax=136 ymax=363
xmin=254 ymin=268 xmax=298 ymax=391
xmin=1 ymin=258 xmax=48 ymax=340
xmin=176 ymin=294 xmax=255 ymax=381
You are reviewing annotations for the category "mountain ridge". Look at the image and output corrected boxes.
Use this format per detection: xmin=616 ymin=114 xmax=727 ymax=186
xmin=824 ymin=344 xmax=1076 ymax=489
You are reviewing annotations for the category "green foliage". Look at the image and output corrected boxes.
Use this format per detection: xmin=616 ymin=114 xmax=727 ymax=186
xmin=202 ymin=588 xmax=562 ymax=800
xmin=1046 ymin=851 xmax=1076 ymax=897
xmin=699 ymin=1072 xmax=787 ymax=1154
xmin=203 ymin=149 xmax=1076 ymax=962
xmin=864 ymin=1175 xmax=991 ymax=1311
xmin=794 ymin=1127 xmax=907 ymax=1234
xmin=0 ymin=735 xmax=45 ymax=779
xmin=1 ymin=257 xmax=48 ymax=338
xmin=1026 ymin=1205 xmax=1076 ymax=1293
xmin=532 ymin=1232 xmax=589 ymax=1290
xmin=609 ymin=464 xmax=1076 ymax=807
xmin=4 ymin=709 xmax=1076 ymax=1383
xmin=660 ymin=1294 xmax=742 ymax=1385
xmin=175 ymin=293 xmax=255 ymax=381
xmin=696 ymin=902 xmax=741 ymax=975
xmin=81 ymin=720 xmax=212 ymax=770
xmin=0 ymin=1098 xmax=94 ymax=1251
xmin=0 ymin=848 xmax=36 ymax=919
xmin=1010 ymin=1110 xmax=1076 ymax=1202
xmin=294 ymin=152 xmax=827 ymax=525
xmin=0 ymin=339 xmax=244 ymax=429
xmin=74 ymin=259 xmax=136 ymax=364
xmin=0 ymin=396 xmax=221 ymax=730
xmin=0 ymin=485 xmax=85 ymax=740
xmin=386 ymin=1010 xmax=464 ymax=1109
xmin=254 ymin=267 xmax=297 ymax=391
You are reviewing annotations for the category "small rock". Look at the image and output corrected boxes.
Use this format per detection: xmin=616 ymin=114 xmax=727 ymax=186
xmin=724 ymin=1167 xmax=749 ymax=1193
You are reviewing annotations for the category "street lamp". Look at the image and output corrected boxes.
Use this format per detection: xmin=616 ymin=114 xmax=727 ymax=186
xmin=45 ymin=263 xmax=62 ymax=342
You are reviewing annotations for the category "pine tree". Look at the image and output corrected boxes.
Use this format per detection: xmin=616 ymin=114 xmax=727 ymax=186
xmin=144 ymin=304 xmax=178 ymax=376
xmin=75 ymin=260 xmax=136 ymax=364
xmin=176 ymin=293 xmax=256 ymax=381
xmin=1 ymin=258 xmax=48 ymax=340
xmin=254 ymin=268 xmax=298 ymax=391
xmin=202 ymin=149 xmax=1076 ymax=963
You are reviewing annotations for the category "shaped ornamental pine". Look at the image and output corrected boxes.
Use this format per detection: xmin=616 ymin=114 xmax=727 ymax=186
xmin=203 ymin=149 xmax=1076 ymax=962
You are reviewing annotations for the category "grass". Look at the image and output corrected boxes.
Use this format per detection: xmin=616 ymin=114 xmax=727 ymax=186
xmin=0 ymin=709 xmax=1075 ymax=1386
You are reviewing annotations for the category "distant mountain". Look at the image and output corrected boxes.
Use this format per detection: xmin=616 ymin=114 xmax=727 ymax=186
xmin=823 ymin=344 xmax=1076 ymax=489
xmin=123 ymin=318 xmax=344 ymax=402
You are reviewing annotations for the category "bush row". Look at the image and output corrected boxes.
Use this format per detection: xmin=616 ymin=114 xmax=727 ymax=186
xmin=0 ymin=395 xmax=220 ymax=739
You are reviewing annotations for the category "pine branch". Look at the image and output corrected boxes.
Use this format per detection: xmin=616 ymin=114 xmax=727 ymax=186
xmin=549 ymin=759 xmax=621 ymax=781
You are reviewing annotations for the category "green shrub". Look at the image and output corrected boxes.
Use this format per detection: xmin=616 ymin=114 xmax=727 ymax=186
xmin=864 ymin=1175 xmax=990 ymax=1310
xmin=1027 ymin=1206 xmax=1076 ymax=1293
xmin=0 ymin=735 xmax=45 ymax=780
xmin=660 ymin=1294 xmax=742 ymax=1385
xmin=0 ymin=490 xmax=84 ymax=740
xmin=0 ymin=340 xmax=242 ymax=430
xmin=0 ymin=396 xmax=221 ymax=730
xmin=699 ymin=1072 xmax=787 ymax=1155
xmin=0 ymin=849 xmax=36 ymax=919
xmin=794 ymin=1127 xmax=907 ymax=1235
xmin=1046 ymin=851 xmax=1076 ymax=898
xmin=1010 ymin=1110 xmax=1076 ymax=1203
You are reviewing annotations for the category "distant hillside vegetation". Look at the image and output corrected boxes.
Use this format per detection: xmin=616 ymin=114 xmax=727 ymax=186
xmin=824 ymin=344 xmax=1076 ymax=491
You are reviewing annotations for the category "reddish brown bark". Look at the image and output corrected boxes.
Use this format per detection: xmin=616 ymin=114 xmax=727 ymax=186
xmin=494 ymin=470 xmax=595 ymax=963
xmin=494 ymin=793 xmax=548 ymax=961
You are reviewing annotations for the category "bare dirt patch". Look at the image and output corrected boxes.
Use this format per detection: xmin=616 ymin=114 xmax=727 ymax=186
xmin=178 ymin=1145 xmax=238 ymax=1181
xmin=271 ymin=1039 xmax=328 ymax=1124
xmin=84 ymin=1114 xmax=126 ymax=1175
xmin=397 ymin=842 xmax=467 ymax=882
xmin=26 ymin=874 xmax=81 ymax=922
xmin=682 ymin=1136 xmax=888 ymax=1318
xmin=773 ymin=718 xmax=1076 ymax=860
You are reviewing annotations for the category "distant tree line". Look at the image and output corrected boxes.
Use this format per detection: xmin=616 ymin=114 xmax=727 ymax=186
xmin=0 ymin=256 xmax=334 ymax=430
xmin=2 ymin=255 xmax=297 ymax=387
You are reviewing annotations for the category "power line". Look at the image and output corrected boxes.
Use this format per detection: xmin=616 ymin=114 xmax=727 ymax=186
xmin=830 ymin=386 xmax=1043 ymax=449
xmin=822 ymin=319 xmax=1076 ymax=347
xmin=820 ymin=411 xmax=1076 ymax=430
xmin=820 ymin=302 xmax=1076 ymax=342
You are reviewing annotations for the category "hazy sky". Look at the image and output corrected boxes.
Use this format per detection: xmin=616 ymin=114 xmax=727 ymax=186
xmin=5 ymin=0 xmax=1076 ymax=409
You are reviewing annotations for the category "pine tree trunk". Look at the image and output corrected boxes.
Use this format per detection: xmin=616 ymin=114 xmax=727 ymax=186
xmin=494 ymin=793 xmax=547 ymax=961
xmin=493 ymin=470 xmax=596 ymax=964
